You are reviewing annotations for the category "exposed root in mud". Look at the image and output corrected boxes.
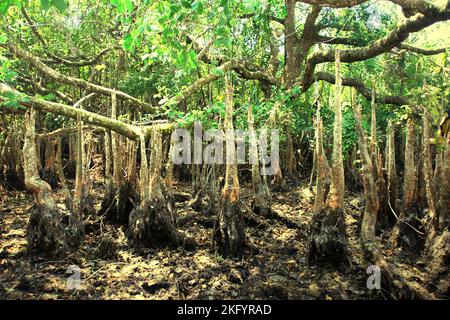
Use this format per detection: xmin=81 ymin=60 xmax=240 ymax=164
xmin=424 ymin=231 xmax=450 ymax=296
xmin=27 ymin=204 xmax=68 ymax=257
xmin=212 ymin=198 xmax=246 ymax=258
xmin=128 ymin=130 xmax=195 ymax=250
xmin=128 ymin=197 xmax=196 ymax=250
xmin=391 ymin=205 xmax=425 ymax=255
xmin=306 ymin=206 xmax=352 ymax=272
xmin=99 ymin=181 xmax=137 ymax=224
xmin=0 ymin=181 xmax=445 ymax=300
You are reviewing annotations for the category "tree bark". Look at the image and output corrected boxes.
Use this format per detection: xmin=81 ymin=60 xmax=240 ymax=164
xmin=212 ymin=75 xmax=245 ymax=257
xmin=424 ymin=133 xmax=450 ymax=295
xmin=23 ymin=110 xmax=72 ymax=256
xmin=385 ymin=121 xmax=398 ymax=226
xmin=353 ymin=103 xmax=424 ymax=299
xmin=313 ymin=107 xmax=330 ymax=211
xmin=42 ymin=137 xmax=58 ymax=188
xmin=100 ymin=92 xmax=136 ymax=223
xmin=248 ymin=105 xmax=272 ymax=217
xmin=128 ymin=130 xmax=195 ymax=249
xmin=390 ymin=118 xmax=424 ymax=253
xmin=422 ymin=109 xmax=438 ymax=232
xmin=55 ymin=136 xmax=71 ymax=208
xmin=99 ymin=129 xmax=116 ymax=217
xmin=307 ymin=51 xmax=351 ymax=271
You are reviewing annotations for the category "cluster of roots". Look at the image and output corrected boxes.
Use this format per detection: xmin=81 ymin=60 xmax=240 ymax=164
xmin=26 ymin=204 xmax=69 ymax=257
xmin=99 ymin=181 xmax=137 ymax=224
xmin=212 ymin=198 xmax=245 ymax=258
xmin=128 ymin=197 xmax=195 ymax=250
xmin=425 ymin=231 xmax=450 ymax=295
xmin=396 ymin=206 xmax=425 ymax=255
xmin=306 ymin=206 xmax=352 ymax=271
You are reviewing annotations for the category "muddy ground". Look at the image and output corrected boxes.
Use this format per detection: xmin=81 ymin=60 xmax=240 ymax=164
xmin=0 ymin=177 xmax=441 ymax=300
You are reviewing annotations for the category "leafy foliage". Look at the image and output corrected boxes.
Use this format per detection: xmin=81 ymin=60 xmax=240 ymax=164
xmin=0 ymin=0 xmax=448 ymax=155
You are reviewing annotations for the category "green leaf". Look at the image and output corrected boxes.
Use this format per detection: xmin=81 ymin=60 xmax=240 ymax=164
xmin=187 ymin=49 xmax=197 ymax=69
xmin=191 ymin=1 xmax=204 ymax=14
xmin=170 ymin=3 xmax=181 ymax=15
xmin=181 ymin=0 xmax=192 ymax=9
xmin=1 ymin=91 xmax=26 ymax=110
xmin=0 ymin=34 xmax=7 ymax=45
xmin=111 ymin=0 xmax=134 ymax=14
xmin=122 ymin=33 xmax=133 ymax=50
xmin=43 ymin=93 xmax=56 ymax=101
xmin=52 ymin=0 xmax=68 ymax=12
xmin=40 ymin=0 xmax=51 ymax=10
xmin=176 ymin=51 xmax=186 ymax=65
xmin=0 ymin=0 xmax=13 ymax=17
xmin=124 ymin=0 xmax=134 ymax=12
xmin=212 ymin=68 xmax=224 ymax=77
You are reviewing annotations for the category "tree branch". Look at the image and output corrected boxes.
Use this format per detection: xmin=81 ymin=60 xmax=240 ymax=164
xmin=303 ymin=5 xmax=322 ymax=40
xmin=396 ymin=43 xmax=448 ymax=55
xmin=313 ymin=71 xmax=410 ymax=106
xmin=303 ymin=11 xmax=450 ymax=89
xmin=315 ymin=35 xmax=366 ymax=46
xmin=0 ymin=83 xmax=174 ymax=140
xmin=389 ymin=0 xmax=449 ymax=18
xmin=37 ymin=126 xmax=102 ymax=139
xmin=18 ymin=76 xmax=74 ymax=104
xmin=299 ymin=0 xmax=367 ymax=8
xmin=21 ymin=7 xmax=111 ymax=67
xmin=160 ymin=60 xmax=279 ymax=108
xmin=42 ymin=49 xmax=111 ymax=67
xmin=5 ymin=42 xmax=154 ymax=112
xmin=238 ymin=13 xmax=285 ymax=25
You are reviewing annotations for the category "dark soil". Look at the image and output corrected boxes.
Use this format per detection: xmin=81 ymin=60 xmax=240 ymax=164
xmin=0 ymin=179 xmax=440 ymax=300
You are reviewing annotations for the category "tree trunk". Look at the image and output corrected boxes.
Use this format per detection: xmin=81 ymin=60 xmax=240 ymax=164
xmin=423 ymin=109 xmax=438 ymax=238
xmin=248 ymin=105 xmax=272 ymax=217
xmin=370 ymin=84 xmax=377 ymax=159
xmin=437 ymin=135 xmax=449 ymax=231
xmin=368 ymin=91 xmax=389 ymax=230
xmin=212 ymin=75 xmax=245 ymax=257
xmin=128 ymin=130 xmax=195 ymax=249
xmin=307 ymin=50 xmax=351 ymax=271
xmin=55 ymin=136 xmax=71 ymax=208
xmin=126 ymin=138 xmax=138 ymax=188
xmin=391 ymin=118 xmax=425 ymax=254
xmin=385 ymin=121 xmax=398 ymax=226
xmin=313 ymin=106 xmax=330 ymax=211
xmin=329 ymin=51 xmax=345 ymax=209
xmin=1 ymin=121 xmax=25 ymax=190
xmin=99 ymin=129 xmax=115 ymax=217
xmin=283 ymin=0 xmax=301 ymax=87
xmin=285 ymin=132 xmax=297 ymax=177
xmin=164 ymin=138 xmax=175 ymax=188
xmin=100 ymin=92 xmax=136 ymax=223
xmin=189 ymin=163 xmax=208 ymax=212
xmin=72 ymin=102 xmax=94 ymax=218
xmin=204 ymin=163 xmax=218 ymax=216
xmin=73 ymin=106 xmax=84 ymax=211
xmin=66 ymin=133 xmax=76 ymax=179
xmin=42 ymin=137 xmax=58 ymax=188
xmin=424 ymin=133 xmax=450 ymax=295
xmin=353 ymin=103 xmax=423 ymax=299
xmin=23 ymin=110 xmax=70 ymax=256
